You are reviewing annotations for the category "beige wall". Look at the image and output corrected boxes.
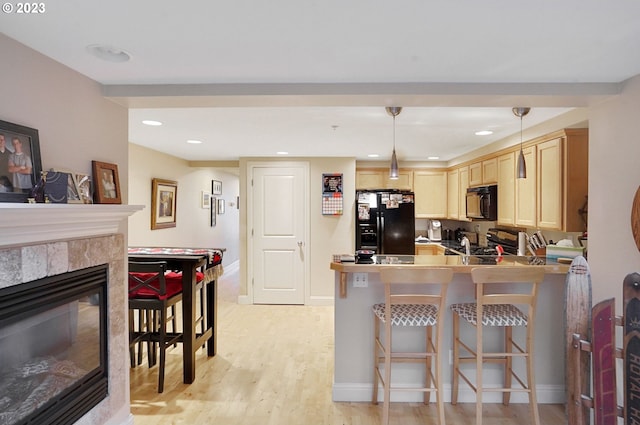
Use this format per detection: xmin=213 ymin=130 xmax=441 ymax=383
xmin=0 ymin=34 xmax=131 ymax=424
xmin=589 ymin=75 xmax=640 ymax=309
xmin=0 ymin=34 xmax=128 ymax=194
xmin=128 ymin=143 xmax=240 ymax=264
xmin=239 ymin=157 xmax=355 ymax=305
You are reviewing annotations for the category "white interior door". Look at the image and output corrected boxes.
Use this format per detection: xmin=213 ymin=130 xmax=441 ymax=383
xmin=251 ymin=164 xmax=307 ymax=304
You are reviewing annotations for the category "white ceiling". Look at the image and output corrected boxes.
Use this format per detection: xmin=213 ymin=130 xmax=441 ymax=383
xmin=2 ymin=0 xmax=639 ymax=162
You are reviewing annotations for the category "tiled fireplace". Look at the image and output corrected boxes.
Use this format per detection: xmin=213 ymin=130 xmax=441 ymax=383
xmin=0 ymin=204 xmax=142 ymax=425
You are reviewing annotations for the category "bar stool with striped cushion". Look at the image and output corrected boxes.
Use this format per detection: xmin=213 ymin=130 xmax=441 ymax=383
xmin=450 ymin=266 xmax=545 ymax=425
xmin=373 ymin=267 xmax=453 ymax=425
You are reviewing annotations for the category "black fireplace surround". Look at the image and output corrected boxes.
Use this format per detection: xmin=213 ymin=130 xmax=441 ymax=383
xmin=0 ymin=264 xmax=109 ymax=425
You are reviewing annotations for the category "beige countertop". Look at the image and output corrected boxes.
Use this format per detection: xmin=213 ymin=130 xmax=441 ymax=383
xmin=331 ymin=254 xmax=569 ymax=274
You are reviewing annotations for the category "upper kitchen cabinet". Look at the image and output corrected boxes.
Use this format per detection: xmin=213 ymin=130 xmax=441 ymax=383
xmin=536 ymin=129 xmax=588 ymax=232
xmin=515 ymin=146 xmax=537 ymax=228
xmin=469 ymin=162 xmax=482 ymax=186
xmin=414 ymin=170 xmax=447 ymax=218
xmin=482 ymin=158 xmax=498 ymax=184
xmin=356 ymin=169 xmax=413 ymax=190
xmin=447 ymin=168 xmax=459 ymax=219
xmin=497 ymin=152 xmax=516 ymax=226
xmin=469 ymin=157 xmax=498 ymax=186
xmin=458 ymin=166 xmax=470 ymax=221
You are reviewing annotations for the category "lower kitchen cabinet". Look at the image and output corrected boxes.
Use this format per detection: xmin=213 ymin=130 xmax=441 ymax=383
xmin=415 ymin=244 xmax=445 ymax=255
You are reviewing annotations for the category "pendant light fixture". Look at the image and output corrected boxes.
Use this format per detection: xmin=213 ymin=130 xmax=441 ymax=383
xmin=512 ymin=107 xmax=531 ymax=179
xmin=386 ymin=106 xmax=402 ymax=179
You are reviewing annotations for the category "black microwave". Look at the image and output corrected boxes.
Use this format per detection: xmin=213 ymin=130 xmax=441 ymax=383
xmin=466 ymin=185 xmax=498 ymax=221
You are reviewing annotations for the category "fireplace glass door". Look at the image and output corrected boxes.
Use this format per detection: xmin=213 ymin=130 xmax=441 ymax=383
xmin=0 ymin=264 xmax=108 ymax=425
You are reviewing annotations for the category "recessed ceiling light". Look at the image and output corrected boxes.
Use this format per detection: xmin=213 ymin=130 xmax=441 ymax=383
xmin=186 ymin=140 xmax=202 ymax=144
xmin=142 ymin=120 xmax=162 ymax=126
xmin=86 ymin=44 xmax=131 ymax=63
xmin=475 ymin=130 xmax=493 ymax=136
xmin=368 ymin=154 xmax=380 ymax=158
xmin=277 ymin=151 xmax=289 ymax=155
xmin=428 ymin=156 xmax=440 ymax=160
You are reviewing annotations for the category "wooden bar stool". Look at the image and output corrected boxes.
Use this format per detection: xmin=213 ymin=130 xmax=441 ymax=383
xmin=128 ymin=260 xmax=185 ymax=393
xmin=373 ymin=267 xmax=453 ymax=425
xmin=450 ymin=266 xmax=545 ymax=425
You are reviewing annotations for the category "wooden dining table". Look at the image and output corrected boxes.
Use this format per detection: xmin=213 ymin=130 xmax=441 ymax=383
xmin=128 ymin=247 xmax=224 ymax=384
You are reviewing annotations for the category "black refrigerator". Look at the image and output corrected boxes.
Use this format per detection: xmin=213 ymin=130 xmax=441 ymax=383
xmin=355 ymin=190 xmax=415 ymax=255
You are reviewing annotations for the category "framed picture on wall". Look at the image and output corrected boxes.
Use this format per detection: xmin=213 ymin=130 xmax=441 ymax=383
xmin=201 ymin=191 xmax=211 ymax=208
xmin=151 ymin=178 xmax=178 ymax=230
xmin=217 ymin=198 xmax=225 ymax=214
xmin=0 ymin=119 xmax=43 ymax=203
xmin=212 ymin=180 xmax=222 ymax=195
xmin=210 ymin=196 xmax=217 ymax=227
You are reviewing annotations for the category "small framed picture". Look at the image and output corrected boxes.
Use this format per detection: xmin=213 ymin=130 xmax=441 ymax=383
xmin=218 ymin=198 xmax=225 ymax=214
xmin=210 ymin=196 xmax=217 ymax=227
xmin=212 ymin=180 xmax=222 ymax=195
xmin=92 ymin=161 xmax=121 ymax=204
xmin=74 ymin=173 xmax=93 ymax=204
xmin=151 ymin=178 xmax=177 ymax=230
xmin=201 ymin=191 xmax=211 ymax=208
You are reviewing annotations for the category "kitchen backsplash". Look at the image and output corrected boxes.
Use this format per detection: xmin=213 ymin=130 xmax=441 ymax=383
xmin=415 ymin=218 xmax=585 ymax=248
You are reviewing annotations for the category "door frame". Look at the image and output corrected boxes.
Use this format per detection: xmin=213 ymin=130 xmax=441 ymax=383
xmin=246 ymin=160 xmax=310 ymax=305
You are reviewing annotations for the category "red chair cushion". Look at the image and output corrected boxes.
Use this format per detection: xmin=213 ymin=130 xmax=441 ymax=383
xmin=129 ymin=272 xmax=183 ymax=300
xmin=167 ymin=271 xmax=205 ymax=282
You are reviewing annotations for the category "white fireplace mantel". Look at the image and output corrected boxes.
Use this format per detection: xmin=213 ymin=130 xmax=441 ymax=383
xmin=0 ymin=203 xmax=144 ymax=248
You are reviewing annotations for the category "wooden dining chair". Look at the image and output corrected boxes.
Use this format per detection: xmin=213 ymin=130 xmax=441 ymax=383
xmin=373 ymin=267 xmax=453 ymax=425
xmin=128 ymin=260 xmax=184 ymax=393
xmin=450 ymin=266 xmax=545 ymax=425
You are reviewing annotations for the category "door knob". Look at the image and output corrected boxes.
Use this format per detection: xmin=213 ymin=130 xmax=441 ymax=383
xmin=297 ymin=241 xmax=304 ymax=247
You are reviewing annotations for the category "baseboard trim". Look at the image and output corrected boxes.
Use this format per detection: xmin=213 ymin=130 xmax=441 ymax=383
xmin=332 ymin=382 xmax=565 ymax=404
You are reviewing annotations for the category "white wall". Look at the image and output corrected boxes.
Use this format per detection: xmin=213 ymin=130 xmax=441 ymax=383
xmin=128 ymin=143 xmax=240 ymax=265
xmin=589 ymin=75 xmax=640 ymax=309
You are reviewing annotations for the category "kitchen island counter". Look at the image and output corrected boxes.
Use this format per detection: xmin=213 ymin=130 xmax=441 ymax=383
xmin=331 ymin=255 xmax=568 ymax=298
xmin=331 ymin=255 xmax=568 ymax=404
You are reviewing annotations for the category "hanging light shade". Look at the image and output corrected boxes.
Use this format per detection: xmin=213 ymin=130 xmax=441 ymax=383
xmin=386 ymin=106 xmax=402 ymax=179
xmin=512 ymin=107 xmax=531 ymax=179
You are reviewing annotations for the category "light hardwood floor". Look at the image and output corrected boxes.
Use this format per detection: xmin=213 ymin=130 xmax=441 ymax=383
xmin=130 ymin=262 xmax=567 ymax=425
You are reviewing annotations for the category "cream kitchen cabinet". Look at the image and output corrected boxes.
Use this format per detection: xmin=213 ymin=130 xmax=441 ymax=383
xmin=458 ymin=166 xmax=470 ymax=221
xmin=469 ymin=162 xmax=482 ymax=186
xmin=447 ymin=168 xmax=459 ymax=219
xmin=536 ymin=129 xmax=588 ymax=231
xmin=415 ymin=244 xmax=445 ymax=255
xmin=497 ymin=152 xmax=516 ymax=226
xmin=469 ymin=158 xmax=497 ymax=186
xmin=413 ymin=170 xmax=447 ymax=218
xmin=515 ymin=146 xmax=537 ymax=227
xmin=356 ymin=169 xmax=413 ymax=190
xmin=482 ymin=158 xmax=498 ymax=184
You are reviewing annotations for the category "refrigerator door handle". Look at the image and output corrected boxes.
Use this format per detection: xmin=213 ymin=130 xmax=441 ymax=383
xmin=379 ymin=213 xmax=385 ymax=254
